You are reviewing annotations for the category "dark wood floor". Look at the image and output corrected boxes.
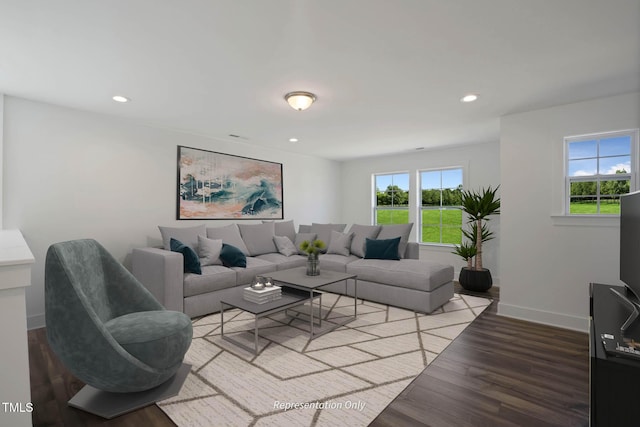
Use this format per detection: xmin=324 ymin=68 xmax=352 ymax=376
xmin=371 ymin=287 xmax=589 ymax=427
xmin=28 ymin=286 xmax=589 ymax=427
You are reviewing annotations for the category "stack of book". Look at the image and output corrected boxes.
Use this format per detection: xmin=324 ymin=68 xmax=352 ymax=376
xmin=243 ymin=285 xmax=282 ymax=304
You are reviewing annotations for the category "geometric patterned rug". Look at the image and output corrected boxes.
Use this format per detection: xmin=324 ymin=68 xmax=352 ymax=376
xmin=158 ymin=292 xmax=491 ymax=427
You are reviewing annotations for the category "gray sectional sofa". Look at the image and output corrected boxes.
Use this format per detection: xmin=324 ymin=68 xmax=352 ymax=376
xmin=132 ymin=221 xmax=454 ymax=318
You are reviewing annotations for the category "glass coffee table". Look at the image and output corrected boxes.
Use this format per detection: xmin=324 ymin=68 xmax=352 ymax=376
xmin=220 ymin=286 xmax=321 ymax=355
xmin=268 ymin=267 xmax=358 ymax=339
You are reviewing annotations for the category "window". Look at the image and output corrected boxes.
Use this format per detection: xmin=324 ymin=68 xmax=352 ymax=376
xmin=566 ymin=130 xmax=638 ymax=215
xmin=374 ymin=172 xmax=410 ymax=225
xmin=419 ymin=168 xmax=463 ymax=245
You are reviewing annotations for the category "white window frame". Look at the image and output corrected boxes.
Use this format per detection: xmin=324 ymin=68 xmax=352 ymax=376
xmin=564 ymin=129 xmax=639 ymax=216
xmin=418 ymin=166 xmax=464 ymax=246
xmin=372 ymin=171 xmax=411 ymax=226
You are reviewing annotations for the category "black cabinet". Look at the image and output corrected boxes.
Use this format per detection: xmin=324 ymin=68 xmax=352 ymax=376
xmin=590 ymin=283 xmax=640 ymax=426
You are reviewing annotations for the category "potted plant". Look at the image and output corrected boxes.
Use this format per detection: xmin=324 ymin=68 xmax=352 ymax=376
xmin=453 ymin=186 xmax=500 ymax=291
xmin=300 ymin=239 xmax=325 ymax=276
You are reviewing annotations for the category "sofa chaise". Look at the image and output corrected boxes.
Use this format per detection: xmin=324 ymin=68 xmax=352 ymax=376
xmin=132 ymin=221 xmax=454 ymax=318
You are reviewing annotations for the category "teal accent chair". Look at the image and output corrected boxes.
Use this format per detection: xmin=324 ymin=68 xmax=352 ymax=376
xmin=45 ymin=239 xmax=193 ymax=393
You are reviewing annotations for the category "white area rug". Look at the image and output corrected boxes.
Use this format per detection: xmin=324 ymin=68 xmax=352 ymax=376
xmin=158 ymin=293 xmax=491 ymax=427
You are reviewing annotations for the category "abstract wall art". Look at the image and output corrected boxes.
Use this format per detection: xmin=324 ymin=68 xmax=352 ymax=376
xmin=177 ymin=146 xmax=283 ymax=220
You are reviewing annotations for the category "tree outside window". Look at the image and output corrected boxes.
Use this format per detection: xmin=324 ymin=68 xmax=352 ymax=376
xmin=374 ymin=173 xmax=410 ymax=225
xmin=566 ymin=131 xmax=637 ymax=215
xmin=420 ymin=168 xmax=463 ymax=245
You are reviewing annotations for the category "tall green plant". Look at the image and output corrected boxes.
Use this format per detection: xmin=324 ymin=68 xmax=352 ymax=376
xmin=453 ymin=186 xmax=500 ymax=271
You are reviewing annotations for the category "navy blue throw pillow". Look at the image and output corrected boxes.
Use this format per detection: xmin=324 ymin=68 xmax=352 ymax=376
xmin=220 ymin=243 xmax=247 ymax=268
xmin=364 ymin=237 xmax=401 ymax=260
xmin=170 ymin=238 xmax=202 ymax=274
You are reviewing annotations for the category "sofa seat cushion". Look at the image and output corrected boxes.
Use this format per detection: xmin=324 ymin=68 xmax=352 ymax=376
xmin=232 ymin=257 xmax=277 ymax=285
xmin=319 ymin=254 xmax=360 ymax=272
xmin=184 ymin=265 xmax=237 ymax=297
xmin=346 ymin=259 xmax=454 ymax=292
xmin=255 ymin=253 xmax=307 ymax=270
xmin=105 ymin=310 xmax=192 ymax=370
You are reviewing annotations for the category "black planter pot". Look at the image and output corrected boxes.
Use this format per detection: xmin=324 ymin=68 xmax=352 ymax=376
xmin=458 ymin=267 xmax=493 ymax=292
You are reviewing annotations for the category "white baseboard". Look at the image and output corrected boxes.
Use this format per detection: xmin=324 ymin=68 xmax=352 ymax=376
xmin=27 ymin=313 xmax=45 ymax=330
xmin=497 ymin=302 xmax=588 ymax=332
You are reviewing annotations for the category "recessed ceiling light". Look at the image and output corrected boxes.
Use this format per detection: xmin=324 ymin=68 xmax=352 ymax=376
xmin=112 ymin=95 xmax=130 ymax=103
xmin=461 ymin=94 xmax=478 ymax=103
xmin=289 ymin=138 xmax=299 ymax=143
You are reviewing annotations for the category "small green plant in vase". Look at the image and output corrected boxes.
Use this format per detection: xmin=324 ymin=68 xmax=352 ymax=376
xmin=300 ymin=239 xmax=325 ymax=276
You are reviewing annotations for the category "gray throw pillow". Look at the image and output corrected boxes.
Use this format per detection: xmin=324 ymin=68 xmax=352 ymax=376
xmin=294 ymin=232 xmax=317 ymax=255
xmin=198 ymin=235 xmax=223 ymax=266
xmin=273 ymin=235 xmax=298 ymax=257
xmin=326 ymin=230 xmax=354 ymax=256
xmin=206 ymin=224 xmax=250 ymax=255
xmin=377 ymin=223 xmax=414 ymax=258
xmin=347 ymin=224 xmax=382 ymax=258
xmin=159 ymin=224 xmax=206 ymax=251
xmin=238 ymin=222 xmax=277 ymax=256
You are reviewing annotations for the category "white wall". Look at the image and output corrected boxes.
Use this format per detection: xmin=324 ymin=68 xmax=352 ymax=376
xmin=0 ymin=93 xmax=3 ymax=228
xmin=2 ymin=96 xmax=342 ymax=329
xmin=499 ymin=92 xmax=640 ymax=331
xmin=339 ymin=142 xmax=501 ymax=279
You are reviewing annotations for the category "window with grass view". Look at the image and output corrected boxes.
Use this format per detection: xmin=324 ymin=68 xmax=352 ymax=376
xmin=420 ymin=168 xmax=463 ymax=245
xmin=566 ymin=130 xmax=638 ymax=215
xmin=374 ymin=173 xmax=410 ymax=225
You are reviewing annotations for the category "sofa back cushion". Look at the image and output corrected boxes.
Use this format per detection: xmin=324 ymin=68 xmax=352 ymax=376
xmin=206 ymin=224 xmax=250 ymax=255
xmin=298 ymin=224 xmax=312 ymax=233
xmin=263 ymin=220 xmax=296 ymax=243
xmin=159 ymin=224 xmax=206 ymax=251
xmin=238 ymin=222 xmax=277 ymax=256
xmin=294 ymin=232 xmax=317 ymax=255
xmin=347 ymin=224 xmax=381 ymax=258
xmin=377 ymin=223 xmax=414 ymax=258
xmin=310 ymin=223 xmax=347 ymax=250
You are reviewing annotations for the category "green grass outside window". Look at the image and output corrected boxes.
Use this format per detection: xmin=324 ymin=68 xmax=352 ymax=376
xmin=375 ymin=208 xmax=463 ymax=245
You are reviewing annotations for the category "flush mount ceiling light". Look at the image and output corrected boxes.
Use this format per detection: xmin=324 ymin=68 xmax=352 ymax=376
xmin=284 ymin=91 xmax=316 ymax=111
xmin=112 ymin=95 xmax=130 ymax=103
xmin=289 ymin=138 xmax=299 ymax=142
xmin=461 ymin=94 xmax=478 ymax=103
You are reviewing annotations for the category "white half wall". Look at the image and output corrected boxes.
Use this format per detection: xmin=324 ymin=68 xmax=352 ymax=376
xmin=339 ymin=142 xmax=501 ymax=279
xmin=2 ymin=96 xmax=342 ymax=329
xmin=499 ymin=92 xmax=640 ymax=331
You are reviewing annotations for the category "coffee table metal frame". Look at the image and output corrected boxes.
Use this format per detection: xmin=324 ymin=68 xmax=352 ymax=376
xmin=268 ymin=267 xmax=358 ymax=339
xmin=220 ymin=287 xmax=321 ymax=355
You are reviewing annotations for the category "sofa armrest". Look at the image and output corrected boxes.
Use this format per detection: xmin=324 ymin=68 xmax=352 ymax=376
xmin=404 ymin=242 xmax=419 ymax=259
xmin=132 ymin=247 xmax=184 ymax=313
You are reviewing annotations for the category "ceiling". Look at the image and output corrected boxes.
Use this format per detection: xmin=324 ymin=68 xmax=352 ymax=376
xmin=0 ymin=1 xmax=638 ymax=161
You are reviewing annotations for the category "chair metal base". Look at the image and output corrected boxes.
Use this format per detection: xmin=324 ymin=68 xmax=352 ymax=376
xmin=68 ymin=363 xmax=191 ymax=419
